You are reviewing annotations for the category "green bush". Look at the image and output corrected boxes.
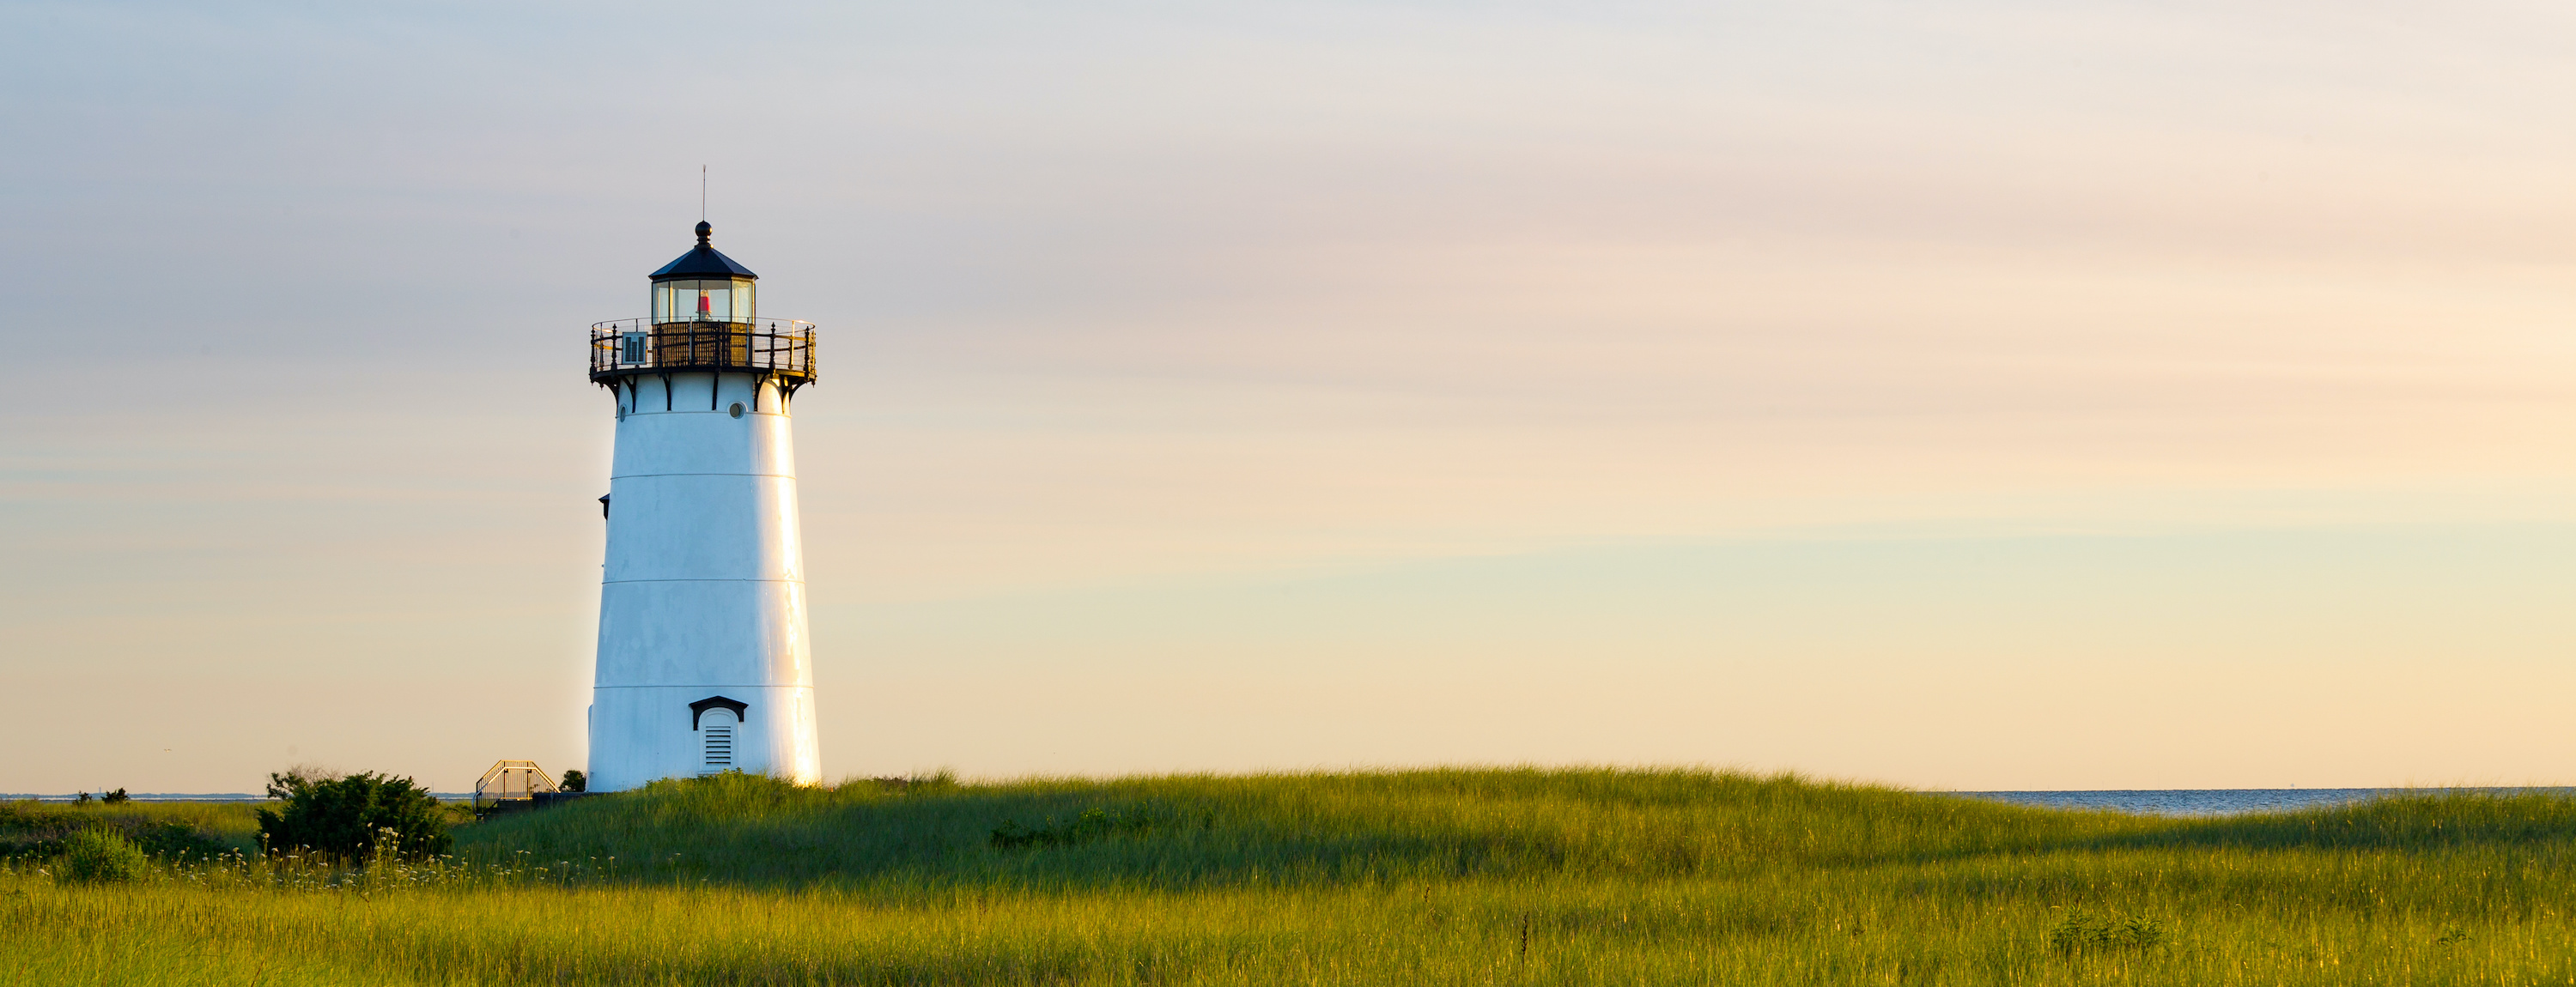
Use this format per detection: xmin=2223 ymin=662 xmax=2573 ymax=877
xmin=256 ymin=771 xmax=452 ymax=861
xmin=129 ymin=820 xmax=234 ymax=861
xmin=559 ymin=769 xmax=586 ymax=793
xmin=57 ymin=828 xmax=150 ymax=883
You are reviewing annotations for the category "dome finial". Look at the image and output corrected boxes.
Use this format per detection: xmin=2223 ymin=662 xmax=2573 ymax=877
xmin=695 ymin=221 xmax=712 ymax=246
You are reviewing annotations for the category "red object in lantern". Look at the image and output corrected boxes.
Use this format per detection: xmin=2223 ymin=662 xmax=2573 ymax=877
xmin=698 ymin=292 xmax=713 ymax=314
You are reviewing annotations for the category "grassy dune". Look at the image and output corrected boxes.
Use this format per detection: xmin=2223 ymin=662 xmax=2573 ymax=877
xmin=7 ymin=769 xmax=2576 ymax=984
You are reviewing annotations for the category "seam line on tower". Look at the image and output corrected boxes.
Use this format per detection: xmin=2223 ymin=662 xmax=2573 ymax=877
xmin=623 ymin=409 xmax=792 ymax=416
xmin=602 ymin=578 xmax=806 ymax=585
xmin=610 ymin=472 xmax=799 ymax=480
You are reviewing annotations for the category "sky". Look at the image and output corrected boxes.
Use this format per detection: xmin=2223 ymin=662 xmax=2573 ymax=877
xmin=3 ymin=0 xmax=2573 ymax=794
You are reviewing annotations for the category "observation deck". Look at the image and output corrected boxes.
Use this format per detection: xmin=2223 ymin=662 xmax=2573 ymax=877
xmin=590 ymin=318 xmax=817 ymax=385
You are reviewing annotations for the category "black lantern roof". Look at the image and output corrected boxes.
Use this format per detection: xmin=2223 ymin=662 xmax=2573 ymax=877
xmin=649 ymin=221 xmax=759 ymax=282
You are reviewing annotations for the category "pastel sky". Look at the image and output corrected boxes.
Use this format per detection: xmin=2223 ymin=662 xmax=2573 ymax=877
xmin=5 ymin=1 xmax=2573 ymax=794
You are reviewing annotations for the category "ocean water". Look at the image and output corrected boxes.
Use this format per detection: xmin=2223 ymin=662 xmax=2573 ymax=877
xmin=1952 ymin=788 xmax=2576 ymax=816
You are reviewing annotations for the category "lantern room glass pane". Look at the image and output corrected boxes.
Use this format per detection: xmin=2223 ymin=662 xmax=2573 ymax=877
xmin=652 ymin=278 xmax=756 ymax=323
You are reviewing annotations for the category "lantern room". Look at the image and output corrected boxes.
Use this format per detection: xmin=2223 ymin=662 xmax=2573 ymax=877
xmin=649 ymin=221 xmax=759 ymax=325
xmin=654 ymin=278 xmax=754 ymax=323
xmin=592 ymin=221 xmax=813 ymax=386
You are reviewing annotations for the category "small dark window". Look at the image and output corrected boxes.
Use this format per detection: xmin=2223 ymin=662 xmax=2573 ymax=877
xmin=729 ymin=403 xmax=744 ymax=418
xmin=621 ymin=331 xmax=647 ymax=364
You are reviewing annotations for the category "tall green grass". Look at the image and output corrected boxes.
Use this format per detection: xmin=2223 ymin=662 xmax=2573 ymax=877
xmin=7 ymin=769 xmax=2576 ymax=984
xmin=0 ymin=798 xmax=260 ymax=862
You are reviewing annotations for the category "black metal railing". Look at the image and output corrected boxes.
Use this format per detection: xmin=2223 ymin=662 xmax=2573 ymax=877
xmin=590 ymin=318 xmax=817 ymax=382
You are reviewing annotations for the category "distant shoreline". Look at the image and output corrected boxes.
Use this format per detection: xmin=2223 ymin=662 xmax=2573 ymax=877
xmin=2 ymin=793 xmax=473 ymax=802
xmin=13 ymin=786 xmax=2573 ymax=814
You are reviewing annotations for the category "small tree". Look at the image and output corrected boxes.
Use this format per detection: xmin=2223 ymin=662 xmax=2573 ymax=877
xmin=257 ymin=771 xmax=452 ymax=861
xmin=100 ymin=788 xmax=130 ymax=804
xmin=560 ymin=769 xmax=587 ymax=793
xmin=58 ymin=828 xmax=150 ymax=883
xmin=265 ymin=765 xmax=335 ymax=801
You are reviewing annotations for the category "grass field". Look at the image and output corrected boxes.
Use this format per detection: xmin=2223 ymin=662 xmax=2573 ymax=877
xmin=6 ymin=768 xmax=2576 ymax=984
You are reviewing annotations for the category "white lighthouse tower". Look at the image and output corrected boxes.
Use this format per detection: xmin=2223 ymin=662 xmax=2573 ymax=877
xmin=586 ymin=221 xmax=823 ymax=790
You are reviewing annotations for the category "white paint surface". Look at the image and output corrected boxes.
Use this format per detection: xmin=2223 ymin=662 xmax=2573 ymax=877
xmin=591 ymin=372 xmax=822 ymax=790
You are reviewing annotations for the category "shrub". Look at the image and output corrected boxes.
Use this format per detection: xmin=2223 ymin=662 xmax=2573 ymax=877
xmin=560 ymin=769 xmax=586 ymax=793
xmin=130 ymin=820 xmax=234 ymax=861
xmin=266 ymin=766 xmax=333 ymax=801
xmin=57 ymin=828 xmax=149 ymax=883
xmin=257 ymin=771 xmax=452 ymax=861
xmin=100 ymin=788 xmax=131 ymax=805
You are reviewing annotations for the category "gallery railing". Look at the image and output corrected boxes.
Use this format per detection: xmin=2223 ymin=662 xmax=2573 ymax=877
xmin=590 ymin=318 xmax=817 ymax=383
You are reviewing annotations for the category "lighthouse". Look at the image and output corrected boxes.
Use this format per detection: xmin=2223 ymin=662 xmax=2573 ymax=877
xmin=585 ymin=221 xmax=823 ymax=790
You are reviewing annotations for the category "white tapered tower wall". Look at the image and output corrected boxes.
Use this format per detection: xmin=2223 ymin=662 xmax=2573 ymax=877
xmin=590 ymin=369 xmax=821 ymax=790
